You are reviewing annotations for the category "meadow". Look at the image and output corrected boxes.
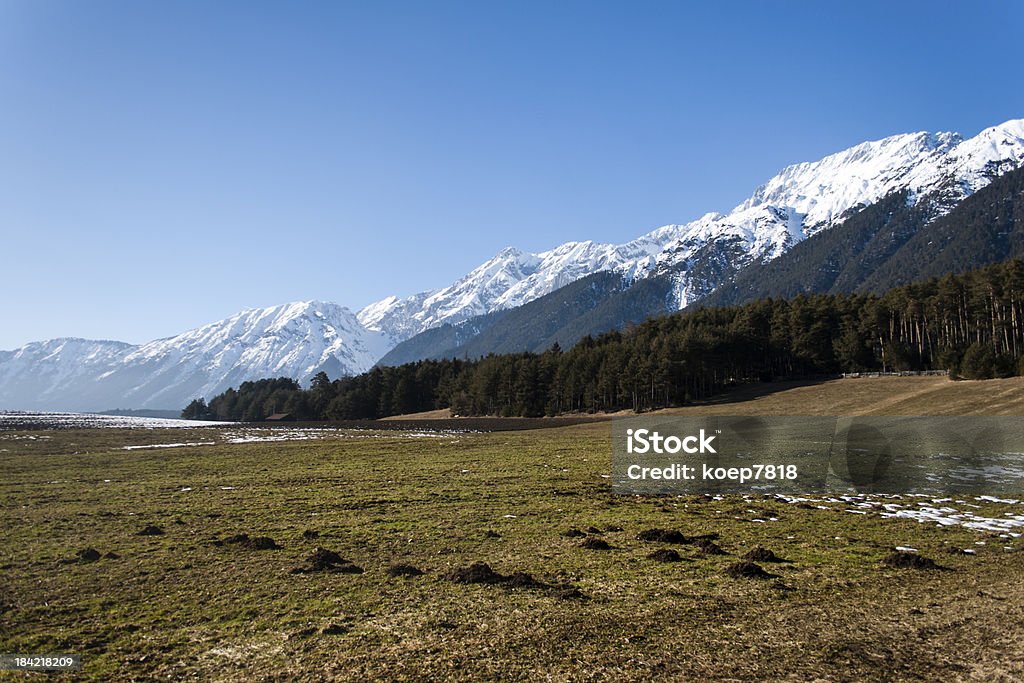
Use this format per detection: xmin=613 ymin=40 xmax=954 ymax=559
xmin=2 ymin=377 xmax=1024 ymax=681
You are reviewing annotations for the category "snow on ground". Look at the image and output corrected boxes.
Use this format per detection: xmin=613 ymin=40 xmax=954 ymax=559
xmin=779 ymin=493 xmax=1024 ymax=537
xmin=0 ymin=411 xmax=232 ymax=429
xmin=222 ymin=427 xmax=472 ymax=443
xmin=122 ymin=442 xmax=217 ymax=450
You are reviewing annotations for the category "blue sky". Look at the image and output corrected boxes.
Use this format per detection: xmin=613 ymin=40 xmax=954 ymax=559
xmin=2 ymin=0 xmax=1023 ymax=349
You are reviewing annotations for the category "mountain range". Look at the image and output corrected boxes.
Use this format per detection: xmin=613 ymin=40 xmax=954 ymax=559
xmin=4 ymin=118 xmax=1023 ymax=411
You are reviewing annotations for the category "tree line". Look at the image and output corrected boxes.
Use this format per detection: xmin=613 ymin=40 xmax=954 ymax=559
xmin=183 ymin=259 xmax=1024 ymax=421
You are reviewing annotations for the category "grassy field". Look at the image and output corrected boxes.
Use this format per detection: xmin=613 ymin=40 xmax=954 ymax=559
xmin=3 ymin=377 xmax=1024 ymax=681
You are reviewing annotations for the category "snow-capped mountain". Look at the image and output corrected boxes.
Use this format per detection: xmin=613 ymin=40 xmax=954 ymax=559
xmin=361 ymin=119 xmax=1024 ymax=329
xmin=357 ymin=237 xmax=681 ymax=340
xmin=0 ymin=302 xmax=386 ymax=411
xmin=3 ymin=119 xmax=1024 ymax=411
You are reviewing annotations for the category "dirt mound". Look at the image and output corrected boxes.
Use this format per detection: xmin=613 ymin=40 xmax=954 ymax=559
xmin=302 ymin=529 xmax=319 ymax=539
xmin=387 ymin=564 xmax=425 ymax=578
xmin=447 ymin=562 xmax=507 ymax=584
xmin=221 ymin=533 xmax=281 ymax=550
xmin=58 ymin=548 xmax=108 ymax=565
xmin=137 ymin=525 xmax=164 ymax=536
xmin=647 ymin=549 xmax=683 ymax=562
xmin=637 ymin=528 xmax=721 ymax=545
xmin=505 ymin=571 xmax=544 ymax=589
xmin=585 ymin=526 xmax=603 ymax=534
xmin=292 ymin=547 xmax=364 ymax=574
xmin=725 ymin=561 xmax=778 ymax=579
xmin=605 ymin=525 xmax=624 ymax=532
xmin=247 ymin=537 xmax=281 ymax=550
xmin=696 ymin=539 xmax=726 ymax=555
xmin=743 ymin=547 xmax=788 ymax=563
xmin=580 ymin=538 xmax=612 ymax=550
xmin=562 ymin=528 xmax=587 ymax=538
xmin=103 ymin=552 xmax=120 ymax=560
xmin=637 ymin=528 xmax=688 ymax=543
xmin=445 ymin=562 xmax=585 ymax=599
xmin=484 ymin=529 xmax=501 ymax=538
xmin=60 ymin=548 xmax=109 ymax=565
xmin=883 ymin=551 xmax=943 ymax=570
xmin=307 ymin=547 xmax=347 ymax=568
xmin=78 ymin=548 xmax=101 ymax=563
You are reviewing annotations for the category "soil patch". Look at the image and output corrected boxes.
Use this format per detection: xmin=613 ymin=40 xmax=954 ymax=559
xmin=637 ymin=528 xmax=721 ymax=545
xmin=647 ymin=549 xmax=684 ymax=562
xmin=743 ymin=547 xmax=788 ymax=563
xmin=446 ymin=562 xmax=584 ymax=599
xmin=76 ymin=548 xmax=101 ymax=563
xmin=883 ymin=551 xmax=944 ymax=570
xmin=387 ymin=564 xmax=425 ymax=578
xmin=505 ymin=571 xmax=545 ymax=589
xmin=580 ymin=538 xmax=612 ymax=550
xmin=448 ymin=562 xmax=507 ymax=584
xmin=725 ymin=561 xmax=778 ymax=579
xmin=292 ymin=547 xmax=364 ymax=574
xmin=137 ymin=525 xmax=164 ymax=536
xmin=696 ymin=539 xmax=727 ymax=555
xmin=637 ymin=528 xmax=688 ymax=543
xmin=218 ymin=533 xmax=282 ymax=550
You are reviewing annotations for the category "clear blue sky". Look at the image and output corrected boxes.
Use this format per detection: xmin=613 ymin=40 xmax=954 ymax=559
xmin=2 ymin=0 xmax=1022 ymax=349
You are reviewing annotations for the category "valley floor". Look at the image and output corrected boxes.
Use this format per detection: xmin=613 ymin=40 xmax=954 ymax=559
xmin=3 ymin=378 xmax=1024 ymax=680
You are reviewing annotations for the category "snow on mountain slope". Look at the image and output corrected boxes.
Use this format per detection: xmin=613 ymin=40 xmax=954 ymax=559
xmin=358 ymin=240 xmax=679 ymax=339
xmin=0 ymin=338 xmax=135 ymax=410
xmin=0 ymin=302 xmax=386 ymax=411
xmin=735 ymin=131 xmax=961 ymax=231
xmin=358 ymin=229 xmax=692 ymax=339
xmin=362 ymin=119 xmax=1024 ymax=332
xmin=734 ymin=120 xmax=1024 ymax=237
xmin=648 ymin=119 xmax=1024 ymax=307
xmin=112 ymin=301 xmax=390 ymax=408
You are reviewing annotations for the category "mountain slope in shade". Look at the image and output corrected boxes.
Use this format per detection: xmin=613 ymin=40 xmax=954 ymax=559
xmin=0 ymin=302 xmax=387 ymax=411
xmin=699 ymin=163 xmax=1024 ymax=308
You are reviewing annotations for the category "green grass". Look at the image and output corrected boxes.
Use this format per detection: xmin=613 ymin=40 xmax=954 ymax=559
xmin=2 ymin=423 xmax=1024 ymax=681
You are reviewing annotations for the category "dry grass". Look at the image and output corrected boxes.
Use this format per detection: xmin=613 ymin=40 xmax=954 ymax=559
xmin=654 ymin=376 xmax=1024 ymax=417
xmin=379 ymin=408 xmax=453 ymax=421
